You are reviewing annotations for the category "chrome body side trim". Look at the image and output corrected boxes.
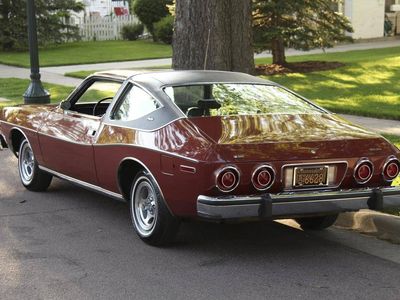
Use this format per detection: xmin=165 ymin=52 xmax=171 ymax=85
xmin=9 ymin=127 xmax=32 ymax=155
xmin=197 ymin=186 xmax=400 ymax=220
xmin=39 ymin=165 xmax=124 ymax=201
xmin=1 ymin=121 xmax=37 ymax=133
xmin=118 ymin=157 xmax=174 ymax=215
xmin=36 ymin=128 xmax=200 ymax=163
xmin=95 ymin=143 xmax=200 ymax=163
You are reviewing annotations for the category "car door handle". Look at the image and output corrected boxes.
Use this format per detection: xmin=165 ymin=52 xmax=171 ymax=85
xmin=87 ymin=129 xmax=97 ymax=136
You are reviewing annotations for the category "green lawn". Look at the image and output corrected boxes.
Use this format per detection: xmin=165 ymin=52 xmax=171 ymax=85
xmin=63 ymin=46 xmax=400 ymax=120
xmin=0 ymin=78 xmax=73 ymax=107
xmin=0 ymin=40 xmax=172 ymax=67
xmin=258 ymin=46 xmax=400 ymax=120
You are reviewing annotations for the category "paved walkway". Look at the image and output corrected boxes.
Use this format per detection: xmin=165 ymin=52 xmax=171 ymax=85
xmin=340 ymin=114 xmax=400 ymax=136
xmin=41 ymin=39 xmax=400 ymax=75
xmin=0 ymin=64 xmax=81 ymax=86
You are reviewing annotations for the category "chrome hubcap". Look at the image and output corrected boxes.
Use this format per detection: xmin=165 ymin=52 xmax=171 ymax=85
xmin=133 ymin=179 xmax=157 ymax=236
xmin=19 ymin=142 xmax=35 ymax=184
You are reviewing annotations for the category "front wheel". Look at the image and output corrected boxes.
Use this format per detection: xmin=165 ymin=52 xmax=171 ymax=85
xmin=295 ymin=214 xmax=338 ymax=230
xmin=18 ymin=139 xmax=52 ymax=191
xmin=130 ymin=171 xmax=180 ymax=246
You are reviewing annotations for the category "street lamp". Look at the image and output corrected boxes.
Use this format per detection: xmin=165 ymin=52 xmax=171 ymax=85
xmin=23 ymin=0 xmax=50 ymax=104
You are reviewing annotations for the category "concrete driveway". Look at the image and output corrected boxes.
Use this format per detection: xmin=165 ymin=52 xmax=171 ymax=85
xmin=0 ymin=150 xmax=400 ymax=299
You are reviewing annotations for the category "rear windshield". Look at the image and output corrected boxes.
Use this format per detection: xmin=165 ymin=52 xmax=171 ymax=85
xmin=164 ymin=84 xmax=323 ymax=117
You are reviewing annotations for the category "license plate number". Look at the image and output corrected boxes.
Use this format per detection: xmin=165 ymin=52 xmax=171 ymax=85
xmin=293 ymin=166 xmax=328 ymax=187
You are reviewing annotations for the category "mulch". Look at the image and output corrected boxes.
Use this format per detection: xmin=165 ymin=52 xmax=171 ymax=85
xmin=255 ymin=61 xmax=345 ymax=76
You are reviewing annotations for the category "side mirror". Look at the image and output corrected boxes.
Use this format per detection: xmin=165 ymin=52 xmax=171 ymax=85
xmin=60 ymin=100 xmax=71 ymax=110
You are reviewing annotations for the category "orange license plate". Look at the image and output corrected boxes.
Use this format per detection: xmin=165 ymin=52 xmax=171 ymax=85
xmin=293 ymin=166 xmax=328 ymax=187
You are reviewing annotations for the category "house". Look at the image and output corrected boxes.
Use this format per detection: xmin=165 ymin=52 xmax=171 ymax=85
xmin=82 ymin=0 xmax=130 ymax=18
xmin=342 ymin=0 xmax=400 ymax=39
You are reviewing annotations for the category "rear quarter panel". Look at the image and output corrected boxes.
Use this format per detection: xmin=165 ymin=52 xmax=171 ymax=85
xmin=0 ymin=105 xmax=54 ymax=163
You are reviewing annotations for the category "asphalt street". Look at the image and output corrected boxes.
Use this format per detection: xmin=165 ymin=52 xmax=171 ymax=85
xmin=0 ymin=150 xmax=400 ymax=300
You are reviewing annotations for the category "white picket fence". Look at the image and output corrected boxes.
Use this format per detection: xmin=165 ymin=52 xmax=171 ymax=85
xmin=79 ymin=15 xmax=140 ymax=41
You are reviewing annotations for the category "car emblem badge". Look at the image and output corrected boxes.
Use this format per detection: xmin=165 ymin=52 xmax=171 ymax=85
xmin=311 ymin=149 xmax=317 ymax=154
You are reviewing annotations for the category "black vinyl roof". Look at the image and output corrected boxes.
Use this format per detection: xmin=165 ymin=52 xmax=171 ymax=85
xmin=95 ymin=69 xmax=275 ymax=86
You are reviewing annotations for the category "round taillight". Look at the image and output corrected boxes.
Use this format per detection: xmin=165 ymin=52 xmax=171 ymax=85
xmin=216 ymin=166 xmax=240 ymax=192
xmin=383 ymin=157 xmax=400 ymax=181
xmin=354 ymin=159 xmax=373 ymax=184
xmin=252 ymin=165 xmax=275 ymax=191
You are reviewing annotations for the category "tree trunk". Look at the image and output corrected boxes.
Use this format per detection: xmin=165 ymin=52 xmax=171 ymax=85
xmin=271 ymin=39 xmax=286 ymax=66
xmin=172 ymin=0 xmax=254 ymax=74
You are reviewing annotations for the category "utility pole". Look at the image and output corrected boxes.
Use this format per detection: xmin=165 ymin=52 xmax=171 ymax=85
xmin=23 ymin=0 xmax=50 ymax=104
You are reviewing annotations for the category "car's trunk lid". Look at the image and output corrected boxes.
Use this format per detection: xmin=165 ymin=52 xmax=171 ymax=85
xmin=187 ymin=114 xmax=392 ymax=161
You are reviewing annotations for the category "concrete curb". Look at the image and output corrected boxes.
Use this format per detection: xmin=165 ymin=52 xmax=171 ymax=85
xmin=335 ymin=209 xmax=400 ymax=244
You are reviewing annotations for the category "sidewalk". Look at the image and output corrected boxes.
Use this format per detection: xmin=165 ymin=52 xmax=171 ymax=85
xmin=42 ymin=38 xmax=400 ymax=75
xmin=0 ymin=38 xmax=399 ymax=85
xmin=340 ymin=114 xmax=400 ymax=136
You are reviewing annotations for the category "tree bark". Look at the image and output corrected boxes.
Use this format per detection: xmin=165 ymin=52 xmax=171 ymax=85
xmin=271 ymin=38 xmax=286 ymax=65
xmin=172 ymin=0 xmax=254 ymax=74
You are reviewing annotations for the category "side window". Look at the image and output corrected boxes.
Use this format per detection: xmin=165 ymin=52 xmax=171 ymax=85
xmin=113 ymin=85 xmax=161 ymax=121
xmin=77 ymin=80 xmax=122 ymax=104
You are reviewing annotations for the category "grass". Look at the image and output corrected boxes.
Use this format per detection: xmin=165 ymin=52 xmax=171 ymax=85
xmin=0 ymin=40 xmax=172 ymax=67
xmin=63 ymin=46 xmax=400 ymax=120
xmin=258 ymin=46 xmax=400 ymax=120
xmin=0 ymin=78 xmax=73 ymax=107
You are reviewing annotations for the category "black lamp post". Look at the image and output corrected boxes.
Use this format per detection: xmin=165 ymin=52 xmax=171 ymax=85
xmin=23 ymin=0 xmax=50 ymax=104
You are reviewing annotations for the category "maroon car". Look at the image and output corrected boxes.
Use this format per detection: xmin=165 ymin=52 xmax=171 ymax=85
xmin=1 ymin=70 xmax=400 ymax=245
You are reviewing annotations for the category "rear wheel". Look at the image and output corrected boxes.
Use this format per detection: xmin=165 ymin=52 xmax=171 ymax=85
xmin=295 ymin=214 xmax=338 ymax=230
xmin=129 ymin=171 xmax=180 ymax=246
xmin=18 ymin=139 xmax=52 ymax=191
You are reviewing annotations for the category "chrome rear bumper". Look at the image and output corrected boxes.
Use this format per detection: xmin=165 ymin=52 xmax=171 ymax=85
xmin=197 ymin=187 xmax=400 ymax=220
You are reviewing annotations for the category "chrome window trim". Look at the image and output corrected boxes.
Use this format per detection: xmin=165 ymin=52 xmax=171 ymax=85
xmin=251 ymin=164 xmax=276 ymax=191
xmin=353 ymin=157 xmax=374 ymax=184
xmin=38 ymin=165 xmax=124 ymax=200
xmin=101 ymin=116 xmax=185 ymax=133
xmin=215 ymin=165 xmax=241 ymax=193
xmin=110 ymin=82 xmax=164 ymax=121
xmin=281 ymin=160 xmax=349 ymax=192
xmin=161 ymin=82 xmax=328 ymax=116
xmin=382 ymin=155 xmax=400 ymax=182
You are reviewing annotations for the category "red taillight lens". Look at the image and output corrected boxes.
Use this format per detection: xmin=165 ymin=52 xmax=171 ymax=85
xmin=383 ymin=158 xmax=400 ymax=181
xmin=216 ymin=167 xmax=240 ymax=192
xmin=354 ymin=159 xmax=373 ymax=184
xmin=252 ymin=165 xmax=275 ymax=191
xmin=358 ymin=165 xmax=371 ymax=180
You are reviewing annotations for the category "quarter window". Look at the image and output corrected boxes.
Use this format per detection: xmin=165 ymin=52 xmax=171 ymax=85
xmin=113 ymin=85 xmax=161 ymax=121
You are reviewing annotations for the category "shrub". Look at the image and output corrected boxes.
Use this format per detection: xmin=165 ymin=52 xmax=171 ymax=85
xmin=133 ymin=0 xmax=172 ymax=40
xmin=154 ymin=15 xmax=174 ymax=44
xmin=121 ymin=23 xmax=144 ymax=41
